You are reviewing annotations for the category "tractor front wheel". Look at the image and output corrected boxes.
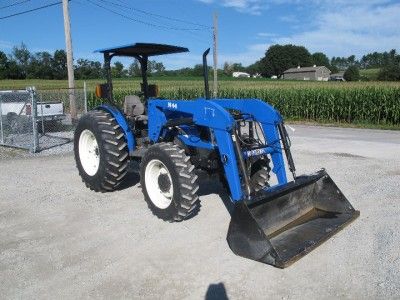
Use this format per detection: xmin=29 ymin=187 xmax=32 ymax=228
xmin=140 ymin=142 xmax=200 ymax=222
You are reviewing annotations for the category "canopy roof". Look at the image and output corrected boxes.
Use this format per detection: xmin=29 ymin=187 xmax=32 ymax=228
xmin=95 ymin=43 xmax=189 ymax=57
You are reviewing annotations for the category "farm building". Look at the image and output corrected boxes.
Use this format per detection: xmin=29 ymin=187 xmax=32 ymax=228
xmin=283 ymin=66 xmax=331 ymax=81
xmin=232 ymin=72 xmax=250 ymax=78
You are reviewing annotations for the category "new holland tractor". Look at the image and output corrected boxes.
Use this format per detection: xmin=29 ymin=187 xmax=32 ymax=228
xmin=74 ymin=43 xmax=359 ymax=268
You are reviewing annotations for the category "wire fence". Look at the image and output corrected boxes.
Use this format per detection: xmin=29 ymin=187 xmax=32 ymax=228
xmin=0 ymin=85 xmax=88 ymax=153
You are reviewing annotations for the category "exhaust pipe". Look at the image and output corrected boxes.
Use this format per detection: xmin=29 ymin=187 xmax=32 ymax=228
xmin=203 ymin=48 xmax=211 ymax=100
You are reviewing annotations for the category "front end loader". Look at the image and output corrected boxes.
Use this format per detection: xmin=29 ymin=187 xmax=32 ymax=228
xmin=74 ymin=43 xmax=359 ymax=268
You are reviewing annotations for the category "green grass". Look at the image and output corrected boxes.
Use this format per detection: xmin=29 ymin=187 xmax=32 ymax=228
xmin=360 ymin=68 xmax=380 ymax=80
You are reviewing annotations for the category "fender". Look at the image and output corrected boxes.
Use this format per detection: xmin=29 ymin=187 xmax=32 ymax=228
xmin=97 ymin=104 xmax=136 ymax=155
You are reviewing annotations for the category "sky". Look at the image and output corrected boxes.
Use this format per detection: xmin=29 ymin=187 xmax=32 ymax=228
xmin=0 ymin=0 xmax=399 ymax=69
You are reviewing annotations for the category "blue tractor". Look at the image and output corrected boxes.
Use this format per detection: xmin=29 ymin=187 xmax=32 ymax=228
xmin=74 ymin=43 xmax=359 ymax=268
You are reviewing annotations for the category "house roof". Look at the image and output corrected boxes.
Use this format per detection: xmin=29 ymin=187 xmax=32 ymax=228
xmin=95 ymin=43 xmax=189 ymax=57
xmin=284 ymin=66 xmax=330 ymax=74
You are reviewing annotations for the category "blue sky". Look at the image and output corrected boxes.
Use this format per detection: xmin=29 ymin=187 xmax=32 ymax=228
xmin=1 ymin=0 xmax=399 ymax=69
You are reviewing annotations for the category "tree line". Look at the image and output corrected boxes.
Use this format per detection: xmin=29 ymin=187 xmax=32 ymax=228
xmin=245 ymin=45 xmax=400 ymax=81
xmin=0 ymin=43 xmax=399 ymax=81
xmin=0 ymin=43 xmax=168 ymax=80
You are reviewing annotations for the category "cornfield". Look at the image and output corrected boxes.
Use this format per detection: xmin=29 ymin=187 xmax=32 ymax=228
xmin=87 ymin=80 xmax=400 ymax=126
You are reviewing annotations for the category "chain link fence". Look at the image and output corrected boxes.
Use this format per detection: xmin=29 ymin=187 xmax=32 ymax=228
xmin=0 ymin=85 xmax=87 ymax=153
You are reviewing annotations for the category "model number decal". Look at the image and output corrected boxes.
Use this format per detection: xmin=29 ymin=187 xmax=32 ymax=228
xmin=204 ymin=107 xmax=215 ymax=117
xmin=167 ymin=102 xmax=178 ymax=109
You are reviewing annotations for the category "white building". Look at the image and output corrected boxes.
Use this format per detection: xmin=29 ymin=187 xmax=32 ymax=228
xmin=232 ymin=72 xmax=250 ymax=78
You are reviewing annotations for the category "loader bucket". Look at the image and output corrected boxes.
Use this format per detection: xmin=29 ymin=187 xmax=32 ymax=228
xmin=227 ymin=169 xmax=359 ymax=268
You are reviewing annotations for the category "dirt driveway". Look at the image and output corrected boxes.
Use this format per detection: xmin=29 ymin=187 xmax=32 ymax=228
xmin=1 ymin=125 xmax=399 ymax=299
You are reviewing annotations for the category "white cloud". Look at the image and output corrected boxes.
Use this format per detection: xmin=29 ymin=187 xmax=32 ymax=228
xmin=257 ymin=32 xmax=277 ymax=37
xmin=197 ymin=0 xmax=266 ymax=15
xmin=271 ymin=1 xmax=400 ymax=57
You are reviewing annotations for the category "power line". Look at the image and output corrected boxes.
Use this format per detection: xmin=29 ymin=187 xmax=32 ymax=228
xmin=0 ymin=1 xmax=63 ymax=20
xmin=72 ymin=0 xmax=211 ymax=45
xmin=86 ymin=0 xmax=207 ymax=31
xmin=0 ymin=0 xmax=30 ymax=10
xmin=97 ymin=0 xmax=211 ymax=29
xmin=101 ymin=0 xmax=212 ymax=43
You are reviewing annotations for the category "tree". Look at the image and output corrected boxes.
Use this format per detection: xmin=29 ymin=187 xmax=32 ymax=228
xmin=223 ymin=62 xmax=233 ymax=75
xmin=232 ymin=63 xmax=245 ymax=72
xmin=153 ymin=62 xmax=165 ymax=74
xmin=246 ymin=60 xmax=262 ymax=75
xmin=12 ymin=43 xmax=30 ymax=78
xmin=344 ymin=66 xmax=360 ymax=81
xmin=193 ymin=64 xmax=204 ymax=76
xmin=147 ymin=60 xmax=165 ymax=75
xmin=6 ymin=60 xmax=24 ymax=79
xmin=111 ymin=61 xmax=126 ymax=78
xmin=347 ymin=55 xmax=356 ymax=66
xmin=311 ymin=52 xmax=330 ymax=68
xmin=329 ymin=65 xmax=339 ymax=74
xmin=128 ymin=60 xmax=141 ymax=77
xmin=378 ymin=64 xmax=400 ymax=81
xmin=331 ymin=55 xmax=360 ymax=71
xmin=0 ymin=51 xmax=8 ymax=79
xmin=259 ymin=44 xmax=313 ymax=77
xmin=52 ymin=50 xmax=67 ymax=79
xmin=27 ymin=51 xmax=53 ymax=79
xmin=74 ymin=59 xmax=103 ymax=79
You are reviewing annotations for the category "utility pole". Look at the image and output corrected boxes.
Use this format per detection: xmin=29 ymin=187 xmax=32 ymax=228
xmin=213 ymin=12 xmax=218 ymax=98
xmin=62 ymin=0 xmax=77 ymax=122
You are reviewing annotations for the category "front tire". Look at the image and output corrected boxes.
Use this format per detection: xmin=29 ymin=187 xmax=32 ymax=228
xmin=74 ymin=109 xmax=129 ymax=192
xmin=140 ymin=142 xmax=200 ymax=222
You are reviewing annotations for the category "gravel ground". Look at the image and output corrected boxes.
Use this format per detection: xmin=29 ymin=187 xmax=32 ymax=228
xmin=0 ymin=131 xmax=73 ymax=156
xmin=0 ymin=125 xmax=399 ymax=299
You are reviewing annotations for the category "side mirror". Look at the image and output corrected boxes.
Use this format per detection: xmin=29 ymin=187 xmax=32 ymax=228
xmin=95 ymin=83 xmax=109 ymax=98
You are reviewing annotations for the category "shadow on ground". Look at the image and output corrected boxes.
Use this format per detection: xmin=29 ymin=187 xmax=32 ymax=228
xmin=205 ymin=282 xmax=229 ymax=300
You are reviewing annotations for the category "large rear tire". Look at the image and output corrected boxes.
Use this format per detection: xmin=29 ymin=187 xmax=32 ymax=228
xmin=140 ymin=142 xmax=200 ymax=222
xmin=74 ymin=109 xmax=129 ymax=192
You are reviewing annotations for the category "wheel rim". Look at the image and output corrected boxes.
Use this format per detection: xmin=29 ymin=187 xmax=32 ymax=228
xmin=145 ymin=159 xmax=174 ymax=209
xmin=78 ymin=129 xmax=100 ymax=176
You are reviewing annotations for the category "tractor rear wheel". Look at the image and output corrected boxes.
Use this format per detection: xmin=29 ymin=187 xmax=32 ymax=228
xmin=140 ymin=142 xmax=200 ymax=222
xmin=74 ymin=109 xmax=129 ymax=192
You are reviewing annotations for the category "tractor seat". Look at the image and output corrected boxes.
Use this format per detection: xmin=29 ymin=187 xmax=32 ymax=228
xmin=124 ymin=95 xmax=145 ymax=116
xmin=124 ymin=95 xmax=148 ymax=123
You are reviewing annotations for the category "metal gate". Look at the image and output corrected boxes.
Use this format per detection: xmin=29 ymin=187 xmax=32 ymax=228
xmin=0 ymin=88 xmax=38 ymax=152
xmin=0 ymin=86 xmax=87 ymax=153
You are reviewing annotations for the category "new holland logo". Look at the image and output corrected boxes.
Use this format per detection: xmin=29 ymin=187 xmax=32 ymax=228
xmin=246 ymin=148 xmax=266 ymax=157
